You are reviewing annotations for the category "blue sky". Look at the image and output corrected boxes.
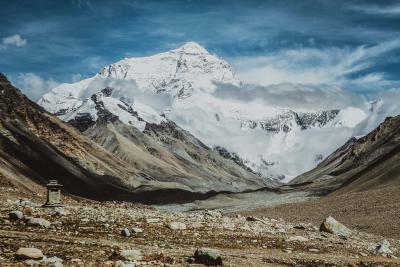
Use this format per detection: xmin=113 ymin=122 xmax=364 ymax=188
xmin=1 ymin=0 xmax=400 ymax=100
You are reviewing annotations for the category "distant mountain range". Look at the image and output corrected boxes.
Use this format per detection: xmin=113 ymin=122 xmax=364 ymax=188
xmin=38 ymin=42 xmax=387 ymax=181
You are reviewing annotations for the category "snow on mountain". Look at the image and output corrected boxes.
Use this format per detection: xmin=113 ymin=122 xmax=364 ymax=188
xmin=38 ymin=42 xmax=379 ymax=182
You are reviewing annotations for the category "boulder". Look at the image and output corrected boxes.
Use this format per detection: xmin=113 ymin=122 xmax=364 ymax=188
xmin=9 ymin=211 xmax=24 ymax=220
xmin=15 ymin=247 xmax=44 ymax=260
xmin=26 ymin=217 xmax=51 ymax=228
xmin=376 ymin=240 xmax=392 ymax=255
xmin=167 ymin=222 xmax=186 ymax=230
xmin=194 ymin=248 xmax=223 ymax=266
xmin=320 ymin=216 xmax=351 ymax=238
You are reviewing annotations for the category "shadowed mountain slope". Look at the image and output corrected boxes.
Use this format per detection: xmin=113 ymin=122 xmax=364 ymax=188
xmin=0 ymin=74 xmax=271 ymax=203
xmin=291 ymin=115 xmax=400 ymax=195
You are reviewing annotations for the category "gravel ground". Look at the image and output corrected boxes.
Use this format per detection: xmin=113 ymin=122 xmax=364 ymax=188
xmin=0 ymin=186 xmax=400 ymax=266
xmin=240 ymin=185 xmax=400 ymax=239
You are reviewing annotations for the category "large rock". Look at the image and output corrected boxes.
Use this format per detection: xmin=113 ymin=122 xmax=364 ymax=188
xmin=194 ymin=248 xmax=223 ymax=266
xmin=376 ymin=240 xmax=392 ymax=256
xmin=15 ymin=247 xmax=44 ymax=260
xmin=9 ymin=211 xmax=24 ymax=220
xmin=320 ymin=216 xmax=351 ymax=238
xmin=26 ymin=218 xmax=51 ymax=228
xmin=167 ymin=222 xmax=186 ymax=230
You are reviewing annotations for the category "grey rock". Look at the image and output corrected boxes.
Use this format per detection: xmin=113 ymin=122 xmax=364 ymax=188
xmin=320 ymin=216 xmax=351 ymax=238
xmin=145 ymin=218 xmax=160 ymax=223
xmin=120 ymin=249 xmax=142 ymax=261
xmin=9 ymin=210 xmax=24 ymax=220
xmin=287 ymin=236 xmax=308 ymax=242
xmin=54 ymin=208 xmax=68 ymax=216
xmin=15 ymin=247 xmax=44 ymax=260
xmin=167 ymin=222 xmax=186 ymax=230
xmin=194 ymin=247 xmax=223 ymax=266
xmin=121 ymin=228 xmax=131 ymax=237
xmin=110 ymin=249 xmax=142 ymax=261
xmin=376 ymin=240 xmax=392 ymax=255
xmin=26 ymin=217 xmax=51 ymax=228
xmin=131 ymin=227 xmax=143 ymax=233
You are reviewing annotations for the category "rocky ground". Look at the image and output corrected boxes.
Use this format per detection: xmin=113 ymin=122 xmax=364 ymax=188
xmin=0 ymin=188 xmax=400 ymax=266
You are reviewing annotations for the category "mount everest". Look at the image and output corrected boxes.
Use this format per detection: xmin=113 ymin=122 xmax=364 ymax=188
xmin=37 ymin=42 xmax=397 ymax=182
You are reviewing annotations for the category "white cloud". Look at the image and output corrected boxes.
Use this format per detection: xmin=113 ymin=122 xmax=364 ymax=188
xmin=14 ymin=73 xmax=59 ymax=101
xmin=231 ymin=39 xmax=400 ymax=90
xmin=1 ymin=34 xmax=27 ymax=48
xmin=349 ymin=4 xmax=400 ymax=15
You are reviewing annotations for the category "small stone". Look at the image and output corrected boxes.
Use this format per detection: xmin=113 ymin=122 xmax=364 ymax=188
xmin=194 ymin=248 xmax=223 ymax=266
xmin=309 ymin=248 xmax=319 ymax=253
xmin=167 ymin=222 xmax=186 ymax=230
xmin=287 ymin=236 xmax=308 ymax=242
xmin=293 ymin=224 xmax=306 ymax=230
xmin=120 ymin=249 xmax=142 ymax=261
xmin=9 ymin=211 xmax=24 ymax=220
xmin=320 ymin=216 xmax=352 ymax=239
xmin=114 ymin=260 xmax=135 ymax=267
xmin=54 ymin=208 xmax=68 ymax=216
xmin=131 ymin=227 xmax=143 ymax=233
xmin=145 ymin=218 xmax=160 ymax=223
xmin=121 ymin=228 xmax=131 ymax=237
xmin=186 ymin=256 xmax=195 ymax=263
xmin=246 ymin=216 xmax=258 ymax=222
xmin=109 ymin=248 xmax=142 ymax=261
xmin=26 ymin=217 xmax=51 ymax=228
xmin=15 ymin=247 xmax=44 ymax=260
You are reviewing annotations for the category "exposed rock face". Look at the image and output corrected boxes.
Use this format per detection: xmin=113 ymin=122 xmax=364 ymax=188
xmin=15 ymin=248 xmax=44 ymax=260
xmin=240 ymin=109 xmax=340 ymax=132
xmin=320 ymin=216 xmax=352 ymax=239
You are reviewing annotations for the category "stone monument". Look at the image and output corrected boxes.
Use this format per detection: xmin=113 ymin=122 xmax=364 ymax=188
xmin=43 ymin=179 xmax=63 ymax=207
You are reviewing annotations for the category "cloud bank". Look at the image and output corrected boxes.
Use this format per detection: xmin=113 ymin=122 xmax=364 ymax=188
xmin=14 ymin=73 xmax=59 ymax=101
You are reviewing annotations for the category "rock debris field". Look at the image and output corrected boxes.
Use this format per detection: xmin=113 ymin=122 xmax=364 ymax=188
xmin=0 ymin=197 xmax=400 ymax=266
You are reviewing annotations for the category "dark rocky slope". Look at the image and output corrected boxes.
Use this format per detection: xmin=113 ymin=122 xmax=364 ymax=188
xmin=290 ymin=115 xmax=400 ymax=195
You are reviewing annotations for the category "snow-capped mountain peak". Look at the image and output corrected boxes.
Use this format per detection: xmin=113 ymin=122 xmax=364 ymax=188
xmin=97 ymin=41 xmax=239 ymax=98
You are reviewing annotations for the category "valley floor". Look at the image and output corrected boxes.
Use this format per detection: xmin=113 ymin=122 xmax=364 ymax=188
xmin=0 ymin=187 xmax=399 ymax=266
xmin=239 ymin=185 xmax=400 ymax=240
